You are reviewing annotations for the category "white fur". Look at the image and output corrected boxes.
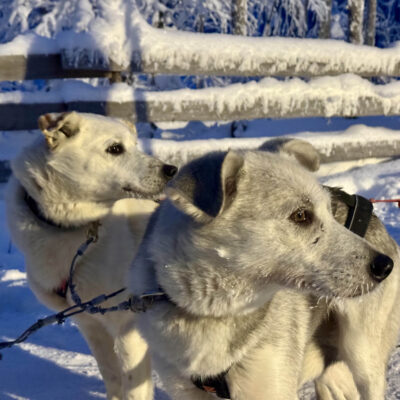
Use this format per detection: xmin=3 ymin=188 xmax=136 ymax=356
xmin=5 ymin=112 xmax=173 ymax=400
xmin=129 ymin=146 xmax=400 ymax=400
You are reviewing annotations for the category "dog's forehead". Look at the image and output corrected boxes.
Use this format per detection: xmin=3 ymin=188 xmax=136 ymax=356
xmin=79 ymin=114 xmax=135 ymax=141
xmin=243 ymin=151 xmax=329 ymax=206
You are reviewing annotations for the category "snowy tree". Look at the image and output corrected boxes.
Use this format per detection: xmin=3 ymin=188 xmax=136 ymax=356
xmin=1 ymin=1 xmax=399 ymax=48
xmin=366 ymin=0 xmax=377 ymax=45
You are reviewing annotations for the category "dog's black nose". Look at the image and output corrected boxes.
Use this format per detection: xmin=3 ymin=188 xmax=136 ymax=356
xmin=370 ymin=253 xmax=394 ymax=282
xmin=162 ymin=164 xmax=178 ymax=180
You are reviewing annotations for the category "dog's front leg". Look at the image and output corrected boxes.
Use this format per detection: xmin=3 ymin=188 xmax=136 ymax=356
xmin=334 ymin=285 xmax=400 ymax=400
xmin=114 ymin=324 xmax=153 ymax=400
xmin=228 ymin=341 xmax=301 ymax=400
xmin=337 ymin=332 xmax=386 ymax=400
xmin=73 ymin=314 xmax=123 ymax=400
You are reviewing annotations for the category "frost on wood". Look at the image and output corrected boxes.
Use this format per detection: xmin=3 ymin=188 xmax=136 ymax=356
xmin=0 ymin=75 xmax=399 ymax=130
xmin=140 ymin=124 xmax=400 ymax=167
xmin=134 ymin=13 xmax=400 ymax=77
xmin=130 ymin=75 xmax=400 ymax=121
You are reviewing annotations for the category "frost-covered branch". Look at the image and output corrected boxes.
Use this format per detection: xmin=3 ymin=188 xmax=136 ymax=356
xmin=232 ymin=0 xmax=247 ymax=35
xmin=318 ymin=0 xmax=332 ymax=39
xmin=366 ymin=0 xmax=377 ymax=46
xmin=348 ymin=0 xmax=365 ymax=44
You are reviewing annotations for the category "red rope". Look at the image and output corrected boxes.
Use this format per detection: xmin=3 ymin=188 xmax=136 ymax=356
xmin=370 ymin=199 xmax=400 ymax=208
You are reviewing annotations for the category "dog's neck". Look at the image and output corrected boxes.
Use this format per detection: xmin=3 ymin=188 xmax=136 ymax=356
xmin=154 ymin=258 xmax=280 ymax=317
xmin=23 ymin=190 xmax=68 ymax=229
xmin=11 ymin=138 xmax=116 ymax=229
xmin=19 ymin=182 xmax=112 ymax=229
xmin=133 ymin=222 xmax=280 ymax=317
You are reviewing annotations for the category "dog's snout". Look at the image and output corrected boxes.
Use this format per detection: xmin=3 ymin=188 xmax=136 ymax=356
xmin=162 ymin=164 xmax=178 ymax=180
xmin=370 ymin=253 xmax=394 ymax=282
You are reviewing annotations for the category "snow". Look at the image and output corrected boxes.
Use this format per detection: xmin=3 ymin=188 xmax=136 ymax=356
xmin=136 ymin=22 xmax=400 ymax=76
xmin=0 ymin=33 xmax=59 ymax=56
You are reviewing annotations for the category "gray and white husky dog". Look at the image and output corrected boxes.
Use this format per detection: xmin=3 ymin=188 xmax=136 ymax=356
xmin=129 ymin=142 xmax=400 ymax=400
xmin=6 ymin=112 xmax=177 ymax=400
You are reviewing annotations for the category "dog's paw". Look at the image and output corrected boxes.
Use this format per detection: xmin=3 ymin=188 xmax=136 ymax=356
xmin=315 ymin=362 xmax=360 ymax=400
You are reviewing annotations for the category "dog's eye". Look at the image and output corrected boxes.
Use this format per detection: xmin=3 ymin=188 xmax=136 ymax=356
xmin=106 ymin=143 xmax=125 ymax=155
xmin=290 ymin=209 xmax=313 ymax=225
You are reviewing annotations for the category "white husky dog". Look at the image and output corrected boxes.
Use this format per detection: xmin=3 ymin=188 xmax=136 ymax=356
xmin=129 ymin=145 xmax=399 ymax=400
xmin=6 ymin=112 xmax=177 ymax=400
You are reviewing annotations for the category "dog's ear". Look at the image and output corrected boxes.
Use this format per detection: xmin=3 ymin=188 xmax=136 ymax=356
xmin=259 ymin=138 xmax=320 ymax=172
xmin=38 ymin=112 xmax=81 ymax=150
xmin=117 ymin=118 xmax=137 ymax=136
xmin=166 ymin=150 xmax=244 ymax=223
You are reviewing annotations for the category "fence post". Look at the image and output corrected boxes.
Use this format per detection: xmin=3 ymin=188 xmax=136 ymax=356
xmin=108 ymin=72 xmax=122 ymax=83
xmin=348 ymin=0 xmax=365 ymax=44
xmin=232 ymin=0 xmax=247 ymax=36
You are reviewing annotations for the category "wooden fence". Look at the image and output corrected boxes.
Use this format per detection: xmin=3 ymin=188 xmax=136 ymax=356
xmin=0 ymin=38 xmax=399 ymax=131
xmin=0 ymin=3 xmax=399 ymax=182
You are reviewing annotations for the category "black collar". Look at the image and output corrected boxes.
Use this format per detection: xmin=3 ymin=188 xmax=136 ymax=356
xmin=23 ymin=190 xmax=80 ymax=230
xmin=326 ymin=187 xmax=373 ymax=238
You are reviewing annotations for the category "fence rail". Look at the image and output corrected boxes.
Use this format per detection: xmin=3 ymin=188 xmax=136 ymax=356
xmin=145 ymin=137 xmax=400 ymax=167
xmin=1 ymin=97 xmax=399 ymax=132
xmin=1 ymin=39 xmax=400 ymax=82
xmin=0 ymin=72 xmax=399 ymax=130
xmin=0 ymin=8 xmax=399 ymax=162
xmin=0 ymin=54 xmax=115 ymax=81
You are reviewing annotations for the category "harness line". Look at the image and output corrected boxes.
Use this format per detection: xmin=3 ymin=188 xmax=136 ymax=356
xmin=370 ymin=198 xmax=400 ymax=208
xmin=0 ymin=232 xmax=166 ymax=358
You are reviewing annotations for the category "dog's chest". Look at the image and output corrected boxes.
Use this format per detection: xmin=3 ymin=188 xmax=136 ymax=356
xmin=140 ymin=302 xmax=269 ymax=378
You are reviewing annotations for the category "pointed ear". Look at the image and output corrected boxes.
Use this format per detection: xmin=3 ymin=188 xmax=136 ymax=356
xmin=117 ymin=118 xmax=137 ymax=136
xmin=259 ymin=138 xmax=320 ymax=172
xmin=38 ymin=112 xmax=81 ymax=150
xmin=166 ymin=150 xmax=244 ymax=223
xmin=218 ymin=150 xmax=244 ymax=215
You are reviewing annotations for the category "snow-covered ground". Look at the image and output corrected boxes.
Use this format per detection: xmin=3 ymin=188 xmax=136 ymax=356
xmin=1 ymin=125 xmax=400 ymax=399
